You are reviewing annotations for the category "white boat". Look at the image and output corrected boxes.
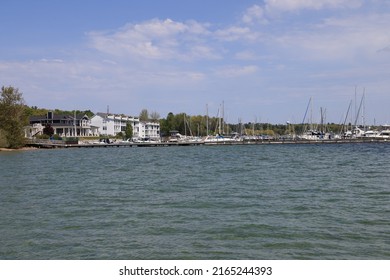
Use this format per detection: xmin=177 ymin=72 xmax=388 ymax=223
xmin=119 ymin=138 xmax=132 ymax=143
xmin=134 ymin=137 xmax=161 ymax=143
xmin=299 ymin=130 xmax=323 ymax=140
xmin=344 ymin=127 xmax=365 ymax=138
xmin=203 ymin=134 xmax=242 ymax=143
xmin=363 ymin=130 xmax=379 ymax=138
xmin=376 ymin=130 xmax=390 ymax=139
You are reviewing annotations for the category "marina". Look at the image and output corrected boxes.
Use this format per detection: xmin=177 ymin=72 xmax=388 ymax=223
xmin=25 ymin=137 xmax=389 ymax=149
xmin=20 ymin=93 xmax=390 ymax=151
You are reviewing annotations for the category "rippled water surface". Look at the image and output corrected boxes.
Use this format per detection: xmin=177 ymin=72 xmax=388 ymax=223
xmin=1 ymin=143 xmax=389 ymax=259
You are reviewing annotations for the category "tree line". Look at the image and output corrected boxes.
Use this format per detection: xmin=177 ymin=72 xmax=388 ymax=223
xmin=157 ymin=112 xmax=347 ymax=137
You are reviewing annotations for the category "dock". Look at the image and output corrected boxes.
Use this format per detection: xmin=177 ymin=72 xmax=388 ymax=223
xmin=25 ymin=139 xmax=204 ymax=149
xmin=25 ymin=138 xmax=388 ymax=149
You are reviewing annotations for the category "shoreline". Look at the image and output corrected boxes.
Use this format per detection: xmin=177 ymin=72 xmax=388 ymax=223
xmin=2 ymin=138 xmax=388 ymax=151
xmin=0 ymin=147 xmax=38 ymax=152
xmin=24 ymin=138 xmax=389 ymax=149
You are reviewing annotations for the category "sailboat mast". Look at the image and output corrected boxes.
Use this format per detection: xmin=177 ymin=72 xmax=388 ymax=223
xmin=301 ymin=97 xmax=312 ymax=134
xmin=310 ymin=97 xmax=313 ymax=131
xmin=206 ymin=104 xmax=209 ymax=136
xmin=222 ymin=100 xmax=225 ymax=134
xmin=218 ymin=110 xmax=220 ymax=135
xmin=341 ymin=100 xmax=352 ymax=135
xmin=354 ymin=85 xmax=357 ymax=127
xmin=184 ymin=114 xmax=186 ymax=136
xmin=354 ymin=92 xmax=364 ymax=127
xmin=362 ymin=88 xmax=366 ymax=130
xmin=302 ymin=97 xmax=311 ymax=124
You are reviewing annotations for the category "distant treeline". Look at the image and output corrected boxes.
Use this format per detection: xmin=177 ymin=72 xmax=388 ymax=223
xmin=26 ymin=106 xmax=95 ymax=118
xmin=158 ymin=112 xmax=349 ymax=137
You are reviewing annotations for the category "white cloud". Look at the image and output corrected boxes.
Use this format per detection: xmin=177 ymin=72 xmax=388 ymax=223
xmin=40 ymin=58 xmax=64 ymax=63
xmin=234 ymin=51 xmax=260 ymax=60
xmin=241 ymin=0 xmax=363 ymax=23
xmin=88 ymin=18 xmax=215 ymax=61
xmin=214 ymin=65 xmax=259 ymax=78
xmin=264 ymin=0 xmax=362 ymax=13
xmin=214 ymin=26 xmax=260 ymax=42
xmin=189 ymin=45 xmax=221 ymax=60
xmin=102 ymin=59 xmax=117 ymax=65
xmin=377 ymin=46 xmax=390 ymax=53
xmin=89 ymin=17 xmax=266 ymax=62
xmin=242 ymin=5 xmax=267 ymax=24
xmin=275 ymin=13 xmax=390 ymax=61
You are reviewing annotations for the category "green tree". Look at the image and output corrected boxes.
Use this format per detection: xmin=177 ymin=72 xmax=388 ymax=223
xmin=125 ymin=122 xmax=133 ymax=139
xmin=115 ymin=132 xmax=124 ymax=139
xmin=0 ymin=86 xmax=27 ymax=148
xmin=159 ymin=112 xmax=172 ymax=136
xmin=43 ymin=124 xmax=54 ymax=137
xmin=83 ymin=110 xmax=94 ymax=118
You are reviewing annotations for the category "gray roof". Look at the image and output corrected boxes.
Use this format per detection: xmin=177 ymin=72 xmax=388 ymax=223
xmin=29 ymin=113 xmax=89 ymax=122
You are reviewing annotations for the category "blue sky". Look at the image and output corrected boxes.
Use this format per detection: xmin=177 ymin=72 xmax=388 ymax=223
xmin=1 ymin=0 xmax=390 ymax=124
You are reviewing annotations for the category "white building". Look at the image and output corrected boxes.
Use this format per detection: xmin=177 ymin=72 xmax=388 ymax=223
xmin=90 ymin=113 xmax=160 ymax=140
xmin=91 ymin=113 xmax=138 ymax=137
xmin=138 ymin=121 xmax=161 ymax=140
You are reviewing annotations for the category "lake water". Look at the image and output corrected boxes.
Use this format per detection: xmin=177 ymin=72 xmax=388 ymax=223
xmin=1 ymin=143 xmax=389 ymax=259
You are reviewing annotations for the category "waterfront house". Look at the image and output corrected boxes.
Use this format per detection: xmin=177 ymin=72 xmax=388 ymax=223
xmin=25 ymin=112 xmax=98 ymax=138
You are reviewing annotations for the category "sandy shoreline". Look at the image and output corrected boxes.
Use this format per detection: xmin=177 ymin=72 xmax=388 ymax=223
xmin=0 ymin=147 xmax=38 ymax=152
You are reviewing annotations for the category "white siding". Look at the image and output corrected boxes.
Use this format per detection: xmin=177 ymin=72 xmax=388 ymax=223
xmin=91 ymin=114 xmax=159 ymax=139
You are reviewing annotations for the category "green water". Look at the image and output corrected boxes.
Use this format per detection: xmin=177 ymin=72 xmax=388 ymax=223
xmin=0 ymin=144 xmax=389 ymax=259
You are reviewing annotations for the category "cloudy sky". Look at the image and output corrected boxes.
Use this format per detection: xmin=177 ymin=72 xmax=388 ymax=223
xmin=1 ymin=0 xmax=390 ymax=124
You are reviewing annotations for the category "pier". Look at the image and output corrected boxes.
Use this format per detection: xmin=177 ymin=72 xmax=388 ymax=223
xmin=25 ymin=138 xmax=388 ymax=149
xmin=25 ymin=139 xmax=204 ymax=149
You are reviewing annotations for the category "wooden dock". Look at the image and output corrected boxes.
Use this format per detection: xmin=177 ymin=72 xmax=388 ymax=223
xmin=25 ymin=138 xmax=388 ymax=149
xmin=25 ymin=140 xmax=204 ymax=149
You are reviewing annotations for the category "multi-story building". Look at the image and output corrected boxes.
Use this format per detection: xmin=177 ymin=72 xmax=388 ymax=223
xmin=90 ymin=113 xmax=138 ymax=137
xmin=138 ymin=121 xmax=161 ymax=140
xmin=90 ymin=113 xmax=160 ymax=140
xmin=26 ymin=112 xmax=98 ymax=138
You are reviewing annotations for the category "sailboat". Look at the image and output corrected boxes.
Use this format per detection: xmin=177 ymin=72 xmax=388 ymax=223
xmin=299 ymin=97 xmax=322 ymax=140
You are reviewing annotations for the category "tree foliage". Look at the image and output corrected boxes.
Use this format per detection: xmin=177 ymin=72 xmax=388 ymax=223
xmin=149 ymin=111 xmax=160 ymax=122
xmin=158 ymin=112 xmax=347 ymax=138
xmin=159 ymin=112 xmax=220 ymax=136
xmin=139 ymin=109 xmax=149 ymax=121
xmin=0 ymin=86 xmax=27 ymax=148
xmin=43 ymin=124 xmax=54 ymax=137
xmin=125 ymin=122 xmax=133 ymax=139
xmin=25 ymin=106 xmax=95 ymax=118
